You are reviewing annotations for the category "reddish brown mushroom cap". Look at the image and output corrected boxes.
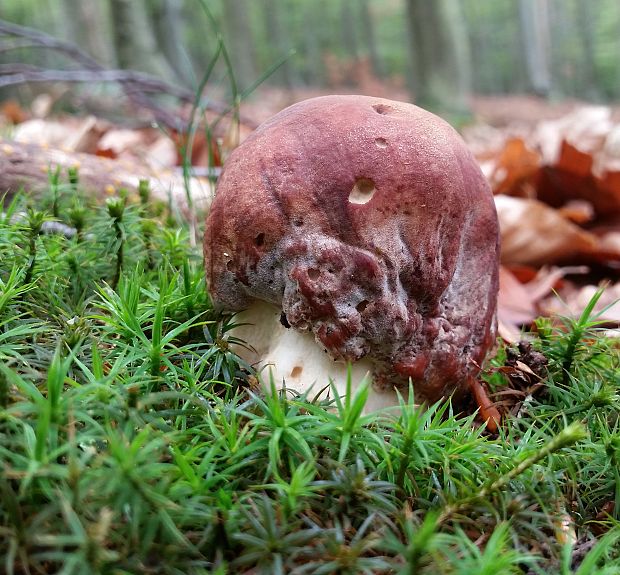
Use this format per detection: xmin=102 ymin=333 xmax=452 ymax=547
xmin=204 ymin=95 xmax=499 ymax=403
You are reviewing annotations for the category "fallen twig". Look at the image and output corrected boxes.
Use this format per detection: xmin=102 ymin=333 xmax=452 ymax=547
xmin=0 ymin=19 xmax=258 ymax=131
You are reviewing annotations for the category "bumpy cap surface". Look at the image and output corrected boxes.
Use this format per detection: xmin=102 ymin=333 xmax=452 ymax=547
xmin=204 ymin=95 xmax=499 ymax=402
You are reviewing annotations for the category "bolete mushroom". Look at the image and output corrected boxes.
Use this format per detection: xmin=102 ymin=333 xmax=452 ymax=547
xmin=204 ymin=95 xmax=499 ymax=411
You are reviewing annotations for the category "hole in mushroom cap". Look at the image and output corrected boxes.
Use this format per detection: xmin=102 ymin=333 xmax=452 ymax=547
xmin=254 ymin=233 xmax=265 ymax=247
xmin=226 ymin=260 xmax=234 ymax=271
xmin=375 ymin=137 xmax=388 ymax=148
xmin=356 ymin=300 xmax=369 ymax=313
xmin=280 ymin=312 xmax=291 ymax=328
xmin=290 ymin=366 xmax=303 ymax=378
xmin=293 ymin=218 xmax=304 ymax=227
xmin=349 ymin=178 xmax=376 ymax=205
xmin=372 ymin=103 xmax=393 ymax=115
xmin=307 ymin=268 xmax=320 ymax=280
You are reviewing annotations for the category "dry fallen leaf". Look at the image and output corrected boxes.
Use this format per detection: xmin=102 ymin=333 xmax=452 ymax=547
xmin=471 ymin=106 xmax=620 ymax=217
xmin=538 ymin=140 xmax=620 ymax=216
xmin=97 ymin=129 xmax=178 ymax=170
xmin=13 ymin=116 xmax=108 ymax=154
xmin=557 ymin=200 xmax=595 ymax=224
xmin=96 ymin=129 xmax=144 ymax=159
xmin=531 ymin=107 xmax=620 ymax=215
xmin=495 ymin=195 xmax=599 ymax=266
xmin=497 ymin=266 xmax=537 ymax=342
xmin=534 ymin=106 xmax=613 ymax=165
xmin=496 ymin=265 xmax=582 ymax=342
xmin=489 ymin=137 xmax=540 ymax=197
xmin=0 ymin=99 xmax=28 ymax=124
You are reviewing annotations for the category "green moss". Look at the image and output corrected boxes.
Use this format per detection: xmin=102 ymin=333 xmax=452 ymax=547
xmin=0 ymin=184 xmax=618 ymax=574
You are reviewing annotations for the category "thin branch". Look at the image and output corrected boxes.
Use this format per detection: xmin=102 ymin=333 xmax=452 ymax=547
xmin=0 ymin=19 xmax=102 ymax=69
xmin=0 ymin=17 xmax=184 ymax=130
xmin=0 ymin=18 xmax=258 ymax=130
xmin=0 ymin=64 xmax=192 ymax=100
xmin=0 ymin=39 xmax=41 ymax=53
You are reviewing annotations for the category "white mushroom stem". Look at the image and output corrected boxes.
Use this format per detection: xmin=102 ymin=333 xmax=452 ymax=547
xmin=229 ymin=301 xmax=408 ymax=413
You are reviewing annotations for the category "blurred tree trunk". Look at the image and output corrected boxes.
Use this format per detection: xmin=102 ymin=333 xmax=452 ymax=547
xmin=405 ymin=0 xmax=472 ymax=117
xmin=463 ymin=1 xmax=490 ymax=93
xmin=152 ymin=0 xmax=193 ymax=86
xmin=301 ymin=1 xmax=324 ymax=85
xmin=222 ymin=0 xmax=258 ymax=91
xmin=261 ymin=0 xmax=296 ymax=89
xmin=518 ymin=0 xmax=552 ymax=97
xmin=574 ymin=0 xmax=600 ymax=100
xmin=60 ymin=0 xmax=114 ymax=65
xmin=108 ymin=0 xmax=174 ymax=80
xmin=548 ymin=0 xmax=569 ymax=96
xmin=340 ymin=0 xmax=359 ymax=60
xmin=359 ymin=0 xmax=383 ymax=77
xmin=36 ymin=0 xmax=62 ymax=66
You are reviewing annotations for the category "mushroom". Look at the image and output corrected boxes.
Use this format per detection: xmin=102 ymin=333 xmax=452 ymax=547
xmin=204 ymin=95 xmax=499 ymax=412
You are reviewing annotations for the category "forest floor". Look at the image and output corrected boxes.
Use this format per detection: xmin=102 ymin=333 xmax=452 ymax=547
xmin=1 ymin=86 xmax=620 ymax=572
xmin=242 ymin=87 xmax=620 ymax=126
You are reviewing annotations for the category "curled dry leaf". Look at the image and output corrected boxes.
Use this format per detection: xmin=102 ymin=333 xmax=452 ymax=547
xmin=473 ymin=106 xmax=620 ymax=217
xmin=498 ymin=266 xmax=537 ymax=342
xmin=496 ymin=265 xmax=578 ymax=342
xmin=495 ymin=195 xmax=599 ymax=266
xmin=489 ymin=137 xmax=540 ymax=197
xmin=96 ymin=129 xmax=144 ymax=159
xmin=538 ymin=139 xmax=620 ymax=216
xmin=467 ymin=377 xmax=500 ymax=433
xmin=534 ymin=106 xmax=613 ymax=165
xmin=557 ymin=200 xmax=595 ymax=224
xmin=12 ymin=116 xmax=108 ymax=154
xmin=532 ymin=107 xmax=620 ymax=215
xmin=96 ymin=129 xmax=177 ymax=169
xmin=0 ymin=99 xmax=28 ymax=124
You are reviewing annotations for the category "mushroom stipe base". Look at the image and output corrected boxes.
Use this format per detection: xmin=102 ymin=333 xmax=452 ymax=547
xmin=231 ymin=301 xmax=408 ymax=413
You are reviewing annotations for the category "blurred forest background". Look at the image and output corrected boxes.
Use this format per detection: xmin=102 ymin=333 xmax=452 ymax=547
xmin=2 ymin=0 xmax=620 ymax=122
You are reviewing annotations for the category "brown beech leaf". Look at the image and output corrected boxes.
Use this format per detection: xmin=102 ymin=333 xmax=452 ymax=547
xmin=537 ymin=141 xmax=620 ymax=216
xmin=595 ymin=169 xmax=620 ymax=214
xmin=97 ymin=129 xmax=177 ymax=169
xmin=498 ymin=266 xmax=537 ymax=342
xmin=557 ymin=200 xmax=595 ymax=224
xmin=534 ymin=106 xmax=613 ymax=165
xmin=96 ymin=128 xmax=144 ymax=159
xmin=12 ymin=116 xmax=108 ymax=154
xmin=495 ymin=195 xmax=599 ymax=266
xmin=557 ymin=139 xmax=594 ymax=177
xmin=496 ymin=265 xmax=581 ymax=342
xmin=0 ymin=99 xmax=28 ymax=124
xmin=171 ymin=130 xmax=222 ymax=168
xmin=534 ymin=108 xmax=620 ymax=215
xmin=489 ymin=137 xmax=540 ymax=196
